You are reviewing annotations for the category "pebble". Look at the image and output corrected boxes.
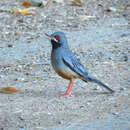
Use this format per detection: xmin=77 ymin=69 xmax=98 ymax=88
xmin=112 ymin=112 xmax=119 ymax=115
xmin=53 ymin=0 xmax=64 ymax=4
xmin=7 ymin=44 xmax=13 ymax=48
xmin=19 ymin=128 xmax=26 ymax=130
xmin=87 ymin=100 xmax=92 ymax=105
xmin=93 ymin=86 xmax=102 ymax=90
xmin=120 ymin=87 xmax=126 ymax=91
xmin=106 ymin=7 xmax=117 ymax=12
xmin=80 ymin=106 xmax=84 ymax=108
xmin=48 ymin=112 xmax=52 ymax=115
xmin=87 ymin=102 xmax=91 ymax=105
xmin=123 ymin=13 xmax=128 ymax=17
xmin=0 ymin=75 xmax=5 ymax=78
xmin=57 ymin=121 xmax=63 ymax=124
xmin=17 ymin=77 xmax=25 ymax=81
xmin=18 ymin=19 xmax=24 ymax=23
xmin=123 ymin=55 xmax=128 ymax=62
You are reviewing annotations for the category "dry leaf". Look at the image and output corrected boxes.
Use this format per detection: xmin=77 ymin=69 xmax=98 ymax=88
xmin=22 ymin=0 xmax=47 ymax=7
xmin=11 ymin=8 xmax=35 ymax=16
xmin=0 ymin=87 xmax=20 ymax=94
xmin=72 ymin=0 xmax=83 ymax=7
xmin=22 ymin=1 xmax=32 ymax=6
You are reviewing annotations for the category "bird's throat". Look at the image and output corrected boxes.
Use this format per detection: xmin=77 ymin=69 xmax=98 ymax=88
xmin=51 ymin=39 xmax=61 ymax=49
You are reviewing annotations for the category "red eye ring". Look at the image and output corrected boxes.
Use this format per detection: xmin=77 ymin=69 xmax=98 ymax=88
xmin=55 ymin=35 xmax=60 ymax=40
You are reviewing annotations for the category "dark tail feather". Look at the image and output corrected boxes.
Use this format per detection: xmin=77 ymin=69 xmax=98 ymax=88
xmin=82 ymin=74 xmax=114 ymax=93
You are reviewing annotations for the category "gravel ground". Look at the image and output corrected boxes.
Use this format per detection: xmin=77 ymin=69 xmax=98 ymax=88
xmin=0 ymin=0 xmax=130 ymax=130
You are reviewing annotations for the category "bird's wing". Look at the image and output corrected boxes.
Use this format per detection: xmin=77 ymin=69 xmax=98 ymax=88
xmin=62 ymin=52 xmax=88 ymax=77
xmin=62 ymin=50 xmax=114 ymax=93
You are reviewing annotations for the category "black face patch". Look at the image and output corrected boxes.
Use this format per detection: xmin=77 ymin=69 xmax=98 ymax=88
xmin=51 ymin=39 xmax=61 ymax=49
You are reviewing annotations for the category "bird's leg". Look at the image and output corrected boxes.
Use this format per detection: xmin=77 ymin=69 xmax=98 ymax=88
xmin=57 ymin=80 xmax=74 ymax=97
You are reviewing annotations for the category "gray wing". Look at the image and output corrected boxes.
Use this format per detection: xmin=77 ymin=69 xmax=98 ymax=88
xmin=62 ymin=51 xmax=88 ymax=77
xmin=62 ymin=50 xmax=114 ymax=93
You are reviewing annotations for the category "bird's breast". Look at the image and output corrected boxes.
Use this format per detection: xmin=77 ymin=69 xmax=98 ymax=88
xmin=51 ymin=50 xmax=79 ymax=80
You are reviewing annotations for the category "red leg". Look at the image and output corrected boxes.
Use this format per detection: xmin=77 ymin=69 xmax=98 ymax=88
xmin=57 ymin=80 xmax=74 ymax=97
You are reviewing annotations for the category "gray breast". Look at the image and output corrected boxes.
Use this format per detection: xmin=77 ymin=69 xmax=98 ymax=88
xmin=51 ymin=49 xmax=64 ymax=71
xmin=51 ymin=48 xmax=78 ymax=78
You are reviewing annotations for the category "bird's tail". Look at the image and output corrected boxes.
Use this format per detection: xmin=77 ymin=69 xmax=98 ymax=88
xmin=82 ymin=73 xmax=114 ymax=93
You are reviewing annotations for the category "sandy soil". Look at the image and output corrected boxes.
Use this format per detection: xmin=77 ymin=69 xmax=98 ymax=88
xmin=0 ymin=0 xmax=130 ymax=129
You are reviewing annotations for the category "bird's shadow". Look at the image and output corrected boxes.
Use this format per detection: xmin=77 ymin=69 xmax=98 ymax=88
xmin=74 ymin=91 xmax=114 ymax=97
xmin=19 ymin=88 xmax=114 ymax=98
xmin=20 ymin=89 xmax=57 ymax=98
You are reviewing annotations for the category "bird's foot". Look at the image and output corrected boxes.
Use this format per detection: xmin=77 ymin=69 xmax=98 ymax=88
xmin=57 ymin=92 xmax=74 ymax=98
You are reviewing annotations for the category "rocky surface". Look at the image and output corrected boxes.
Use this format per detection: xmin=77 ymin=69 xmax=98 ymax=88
xmin=0 ymin=0 xmax=130 ymax=129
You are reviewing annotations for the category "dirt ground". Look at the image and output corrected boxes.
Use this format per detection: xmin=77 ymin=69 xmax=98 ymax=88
xmin=0 ymin=0 xmax=130 ymax=130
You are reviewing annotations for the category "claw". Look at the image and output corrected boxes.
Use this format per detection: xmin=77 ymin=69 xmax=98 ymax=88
xmin=57 ymin=80 xmax=74 ymax=98
xmin=57 ymin=93 xmax=74 ymax=98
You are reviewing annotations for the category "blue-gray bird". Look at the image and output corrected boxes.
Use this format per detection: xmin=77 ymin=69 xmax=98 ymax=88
xmin=45 ymin=32 xmax=114 ymax=97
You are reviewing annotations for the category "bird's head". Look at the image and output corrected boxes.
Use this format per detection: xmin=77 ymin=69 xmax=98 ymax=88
xmin=45 ymin=31 xmax=69 ymax=49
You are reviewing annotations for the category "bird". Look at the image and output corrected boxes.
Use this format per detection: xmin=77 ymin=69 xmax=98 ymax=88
xmin=45 ymin=31 xmax=114 ymax=97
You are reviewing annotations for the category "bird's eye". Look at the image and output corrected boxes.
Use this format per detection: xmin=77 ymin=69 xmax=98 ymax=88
xmin=55 ymin=35 xmax=60 ymax=40
xmin=52 ymin=35 xmax=60 ymax=43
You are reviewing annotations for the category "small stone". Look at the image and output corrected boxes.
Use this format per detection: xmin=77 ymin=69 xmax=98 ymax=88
xmin=108 ymin=57 xmax=112 ymax=60
xmin=58 ymin=121 xmax=62 ymax=124
xmin=80 ymin=106 xmax=84 ymax=108
xmin=55 ymin=19 xmax=63 ymax=23
xmin=110 ymin=24 xmax=114 ymax=27
xmin=93 ymin=86 xmax=102 ymax=90
xmin=121 ymin=34 xmax=127 ymax=37
xmin=106 ymin=7 xmax=117 ymax=12
xmin=8 ymin=44 xmax=13 ymax=48
xmin=53 ymin=0 xmax=64 ymax=4
xmin=18 ymin=77 xmax=25 ymax=81
xmin=14 ymin=78 xmax=18 ymax=81
xmin=114 ymin=105 xmax=118 ymax=107
xmin=112 ymin=112 xmax=119 ymax=115
xmin=18 ymin=19 xmax=24 ymax=23
xmin=87 ymin=100 xmax=92 ymax=105
xmin=120 ymin=87 xmax=126 ymax=91
xmin=19 ymin=127 xmax=26 ymax=130
xmin=123 ymin=13 xmax=128 ymax=17
xmin=19 ymin=116 xmax=24 ymax=121
xmin=0 ymin=75 xmax=4 ymax=78
xmin=48 ymin=112 xmax=52 ymax=115
xmin=87 ymin=102 xmax=91 ymax=105
xmin=123 ymin=55 xmax=128 ymax=62
xmin=25 ymin=72 xmax=29 ymax=76
xmin=57 ymin=120 xmax=63 ymax=124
